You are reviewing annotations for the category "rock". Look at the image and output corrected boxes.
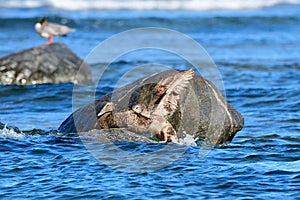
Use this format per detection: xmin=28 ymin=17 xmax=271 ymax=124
xmin=79 ymin=129 xmax=156 ymax=143
xmin=0 ymin=43 xmax=93 ymax=85
xmin=0 ymin=122 xmax=4 ymax=129
xmin=59 ymin=69 xmax=244 ymax=145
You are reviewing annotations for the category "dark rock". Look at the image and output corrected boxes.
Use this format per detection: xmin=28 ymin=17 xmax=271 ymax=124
xmin=0 ymin=43 xmax=93 ymax=85
xmin=59 ymin=69 xmax=244 ymax=145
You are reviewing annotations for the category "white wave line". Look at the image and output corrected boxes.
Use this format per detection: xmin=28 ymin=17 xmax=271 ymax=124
xmin=2 ymin=0 xmax=300 ymax=11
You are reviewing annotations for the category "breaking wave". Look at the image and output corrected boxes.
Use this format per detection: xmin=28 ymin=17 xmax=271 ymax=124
xmin=0 ymin=124 xmax=24 ymax=138
xmin=2 ymin=0 xmax=300 ymax=11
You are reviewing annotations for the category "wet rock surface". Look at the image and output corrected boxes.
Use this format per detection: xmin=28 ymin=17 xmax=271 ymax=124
xmin=59 ymin=69 xmax=244 ymax=145
xmin=79 ymin=129 xmax=156 ymax=143
xmin=0 ymin=43 xmax=93 ymax=85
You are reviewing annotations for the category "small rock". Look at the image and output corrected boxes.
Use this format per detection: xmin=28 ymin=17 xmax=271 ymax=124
xmin=0 ymin=43 xmax=93 ymax=85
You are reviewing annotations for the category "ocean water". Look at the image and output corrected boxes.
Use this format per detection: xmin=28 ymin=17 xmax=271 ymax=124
xmin=1 ymin=0 xmax=300 ymax=199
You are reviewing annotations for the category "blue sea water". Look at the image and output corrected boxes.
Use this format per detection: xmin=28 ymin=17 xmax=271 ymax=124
xmin=0 ymin=0 xmax=300 ymax=199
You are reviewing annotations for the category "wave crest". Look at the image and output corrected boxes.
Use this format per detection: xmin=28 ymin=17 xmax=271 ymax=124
xmin=0 ymin=124 xmax=24 ymax=138
xmin=2 ymin=0 xmax=300 ymax=11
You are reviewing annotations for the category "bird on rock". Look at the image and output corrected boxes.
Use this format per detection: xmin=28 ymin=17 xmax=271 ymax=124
xmin=96 ymin=69 xmax=194 ymax=143
xmin=35 ymin=17 xmax=75 ymax=44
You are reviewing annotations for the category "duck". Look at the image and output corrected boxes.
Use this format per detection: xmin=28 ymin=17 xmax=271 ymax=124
xmin=149 ymin=69 xmax=194 ymax=108
xmin=131 ymin=104 xmax=151 ymax=119
xmin=96 ymin=69 xmax=194 ymax=143
xmin=95 ymin=102 xmax=116 ymax=129
xmin=133 ymin=69 xmax=194 ymax=142
xmin=96 ymin=102 xmax=151 ymax=133
xmin=35 ymin=17 xmax=75 ymax=44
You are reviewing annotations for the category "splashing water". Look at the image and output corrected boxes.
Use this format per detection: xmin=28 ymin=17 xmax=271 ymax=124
xmin=0 ymin=124 xmax=24 ymax=138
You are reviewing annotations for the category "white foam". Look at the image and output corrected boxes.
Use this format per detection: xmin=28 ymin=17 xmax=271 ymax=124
xmin=1 ymin=0 xmax=44 ymax=8
xmin=0 ymin=124 xmax=24 ymax=138
xmin=2 ymin=0 xmax=300 ymax=11
xmin=179 ymin=133 xmax=197 ymax=146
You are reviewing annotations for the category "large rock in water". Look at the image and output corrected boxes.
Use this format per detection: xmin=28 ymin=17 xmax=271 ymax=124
xmin=59 ymin=69 xmax=244 ymax=145
xmin=0 ymin=43 xmax=93 ymax=85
